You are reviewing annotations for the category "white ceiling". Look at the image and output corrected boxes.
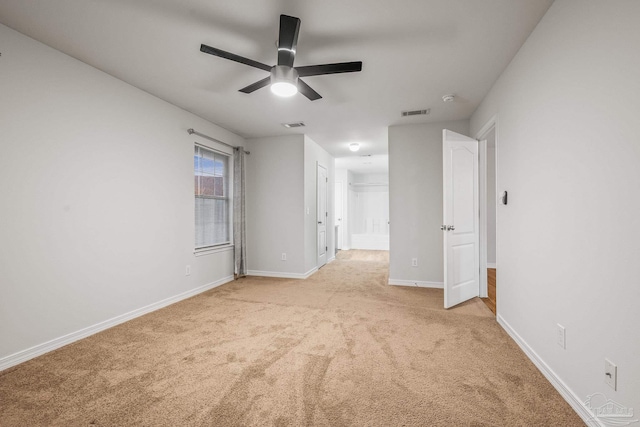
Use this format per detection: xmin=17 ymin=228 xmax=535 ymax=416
xmin=336 ymin=155 xmax=390 ymax=175
xmin=0 ymin=0 xmax=552 ymax=160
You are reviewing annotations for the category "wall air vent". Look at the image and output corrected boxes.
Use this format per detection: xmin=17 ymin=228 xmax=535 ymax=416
xmin=401 ymin=109 xmax=430 ymax=117
xmin=282 ymin=122 xmax=306 ymax=128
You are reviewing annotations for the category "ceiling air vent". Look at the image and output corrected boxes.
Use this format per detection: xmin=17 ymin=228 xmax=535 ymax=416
xmin=282 ymin=122 xmax=306 ymax=128
xmin=401 ymin=108 xmax=430 ymax=117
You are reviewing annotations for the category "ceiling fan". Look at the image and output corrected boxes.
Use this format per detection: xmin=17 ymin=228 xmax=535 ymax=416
xmin=200 ymin=14 xmax=363 ymax=101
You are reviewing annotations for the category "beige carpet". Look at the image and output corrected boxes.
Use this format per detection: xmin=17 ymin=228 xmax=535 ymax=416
xmin=0 ymin=250 xmax=583 ymax=426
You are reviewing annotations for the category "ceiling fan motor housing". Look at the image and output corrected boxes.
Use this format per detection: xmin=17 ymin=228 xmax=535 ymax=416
xmin=271 ymin=65 xmax=299 ymax=85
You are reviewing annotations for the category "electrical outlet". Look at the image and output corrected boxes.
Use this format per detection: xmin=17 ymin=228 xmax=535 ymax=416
xmin=605 ymin=358 xmax=617 ymax=390
xmin=557 ymin=324 xmax=565 ymax=349
xmin=281 ymin=253 xmax=287 ymax=261
xmin=185 ymin=265 xmax=191 ymax=276
xmin=411 ymin=258 xmax=418 ymax=267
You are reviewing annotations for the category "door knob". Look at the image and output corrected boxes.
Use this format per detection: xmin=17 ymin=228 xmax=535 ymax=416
xmin=447 ymin=225 xmax=455 ymax=231
xmin=440 ymin=225 xmax=446 ymax=231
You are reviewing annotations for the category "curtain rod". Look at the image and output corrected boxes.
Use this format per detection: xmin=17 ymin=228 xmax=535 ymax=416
xmin=187 ymin=128 xmax=250 ymax=155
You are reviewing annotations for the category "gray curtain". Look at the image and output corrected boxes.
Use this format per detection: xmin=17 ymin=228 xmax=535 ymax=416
xmin=233 ymin=147 xmax=247 ymax=277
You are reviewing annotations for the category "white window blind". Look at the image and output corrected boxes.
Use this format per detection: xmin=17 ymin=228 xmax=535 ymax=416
xmin=194 ymin=145 xmax=230 ymax=249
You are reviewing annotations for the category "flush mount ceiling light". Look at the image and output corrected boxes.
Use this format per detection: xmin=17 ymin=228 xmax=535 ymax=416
xmin=349 ymin=143 xmax=360 ymax=152
xmin=442 ymin=94 xmax=455 ymax=103
xmin=270 ymin=65 xmax=298 ymax=97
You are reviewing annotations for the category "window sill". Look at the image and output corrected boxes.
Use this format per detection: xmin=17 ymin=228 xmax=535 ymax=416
xmin=194 ymin=244 xmax=234 ymax=257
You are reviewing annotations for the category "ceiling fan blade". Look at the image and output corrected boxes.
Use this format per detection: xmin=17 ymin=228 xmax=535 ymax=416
xmin=277 ymin=15 xmax=301 ymax=67
xmin=296 ymin=61 xmax=363 ymax=77
xmin=239 ymin=77 xmax=271 ymax=93
xmin=200 ymin=44 xmax=272 ymax=72
xmin=298 ymin=79 xmax=322 ymax=101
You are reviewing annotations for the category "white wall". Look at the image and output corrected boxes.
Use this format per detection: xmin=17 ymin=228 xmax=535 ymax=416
xmin=486 ymin=129 xmax=497 ymax=265
xmin=346 ymin=169 xmax=357 ymax=248
xmin=245 ymin=134 xmax=334 ymax=277
xmin=388 ymin=120 xmax=469 ymax=286
xmin=304 ymin=136 xmax=335 ymax=271
xmin=335 ymin=168 xmax=349 ymax=250
xmin=0 ymin=24 xmax=243 ymax=367
xmin=470 ymin=0 xmax=640 ymax=420
xmin=245 ymin=135 xmax=305 ymax=276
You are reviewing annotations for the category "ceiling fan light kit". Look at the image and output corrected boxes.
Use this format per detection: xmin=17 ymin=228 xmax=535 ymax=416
xmin=270 ymin=66 xmax=299 ymax=97
xmin=200 ymin=14 xmax=362 ymax=101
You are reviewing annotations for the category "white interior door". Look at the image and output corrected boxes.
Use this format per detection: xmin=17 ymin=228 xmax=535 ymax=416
xmin=443 ymin=129 xmax=479 ymax=308
xmin=335 ymin=182 xmax=343 ymax=250
xmin=317 ymin=164 xmax=328 ymax=268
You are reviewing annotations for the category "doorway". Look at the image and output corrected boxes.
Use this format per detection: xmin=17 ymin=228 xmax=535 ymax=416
xmin=335 ymin=156 xmax=390 ymax=253
xmin=317 ymin=163 xmax=328 ymax=268
xmin=477 ymin=118 xmax=498 ymax=315
xmin=335 ymin=181 xmax=343 ymax=253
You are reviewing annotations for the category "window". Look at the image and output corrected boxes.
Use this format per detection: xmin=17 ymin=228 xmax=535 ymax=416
xmin=194 ymin=145 xmax=230 ymax=249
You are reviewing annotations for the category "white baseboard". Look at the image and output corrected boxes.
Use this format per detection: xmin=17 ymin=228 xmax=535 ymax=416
xmin=327 ymin=256 xmax=336 ymax=263
xmin=388 ymin=279 xmax=444 ymax=289
xmin=497 ymin=314 xmax=601 ymax=426
xmin=247 ymin=267 xmax=318 ymax=279
xmin=487 ymin=263 xmax=497 ymax=269
xmin=0 ymin=275 xmax=234 ymax=372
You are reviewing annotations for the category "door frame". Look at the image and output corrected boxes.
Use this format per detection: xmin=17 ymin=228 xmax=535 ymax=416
xmin=317 ymin=163 xmax=328 ymax=268
xmin=335 ymin=181 xmax=343 ymax=250
xmin=475 ymin=114 xmax=499 ymax=300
